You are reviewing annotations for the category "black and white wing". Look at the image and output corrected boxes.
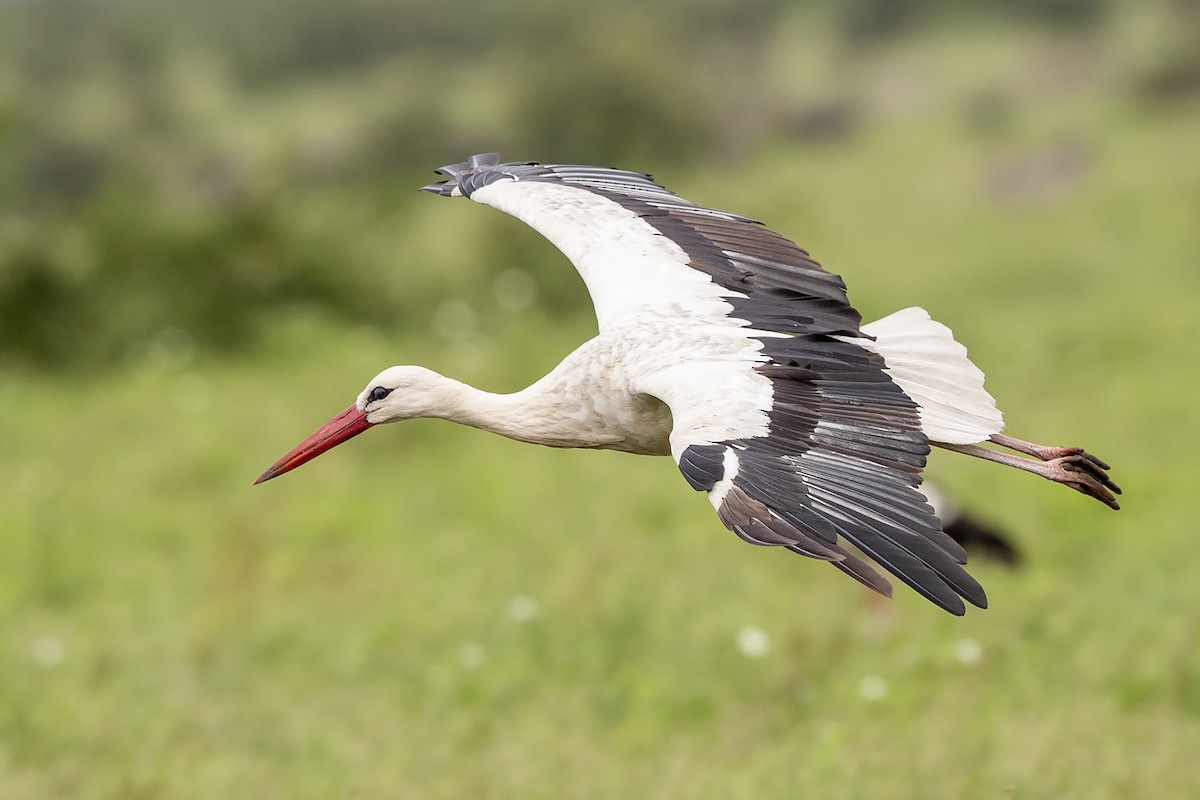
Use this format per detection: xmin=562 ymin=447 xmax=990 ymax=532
xmin=421 ymin=153 xmax=859 ymax=336
xmin=423 ymin=154 xmax=991 ymax=614
xmin=641 ymin=337 xmax=987 ymax=616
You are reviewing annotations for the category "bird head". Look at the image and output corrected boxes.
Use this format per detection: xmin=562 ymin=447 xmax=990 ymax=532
xmin=253 ymin=365 xmax=444 ymax=484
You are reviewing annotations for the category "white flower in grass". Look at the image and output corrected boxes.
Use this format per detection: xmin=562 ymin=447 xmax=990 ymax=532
xmin=954 ymin=637 xmax=983 ymax=667
xmin=858 ymin=675 xmax=888 ymax=702
xmin=506 ymin=595 xmax=539 ymax=623
xmin=458 ymin=642 xmax=486 ymax=670
xmin=736 ymin=626 xmax=770 ymax=658
xmin=30 ymin=635 xmax=65 ymax=668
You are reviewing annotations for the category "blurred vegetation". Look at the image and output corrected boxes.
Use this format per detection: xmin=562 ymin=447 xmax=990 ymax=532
xmin=2 ymin=1 xmax=1200 ymax=797
xmin=3 ymin=0 xmax=1198 ymax=369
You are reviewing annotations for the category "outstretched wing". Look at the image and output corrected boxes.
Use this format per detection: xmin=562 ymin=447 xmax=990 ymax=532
xmin=639 ymin=339 xmax=987 ymax=616
xmin=424 ymin=154 xmax=986 ymax=614
xmin=421 ymin=153 xmax=858 ymax=337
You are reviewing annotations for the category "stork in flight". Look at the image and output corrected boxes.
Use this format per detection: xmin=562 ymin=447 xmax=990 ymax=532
xmin=255 ymin=153 xmax=1119 ymax=615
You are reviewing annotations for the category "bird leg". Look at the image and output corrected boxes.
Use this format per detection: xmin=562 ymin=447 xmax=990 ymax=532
xmin=937 ymin=434 xmax=1121 ymax=510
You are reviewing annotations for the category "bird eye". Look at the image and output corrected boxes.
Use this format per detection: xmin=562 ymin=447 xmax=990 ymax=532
xmin=369 ymin=386 xmax=392 ymax=402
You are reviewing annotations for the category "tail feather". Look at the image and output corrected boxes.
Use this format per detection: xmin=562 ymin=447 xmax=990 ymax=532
xmin=858 ymin=307 xmax=1004 ymax=445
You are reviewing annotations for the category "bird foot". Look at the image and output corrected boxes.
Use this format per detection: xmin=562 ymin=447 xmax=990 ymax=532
xmin=987 ymin=433 xmax=1120 ymax=508
xmin=941 ymin=435 xmax=1122 ymax=510
xmin=1040 ymin=452 xmax=1122 ymax=510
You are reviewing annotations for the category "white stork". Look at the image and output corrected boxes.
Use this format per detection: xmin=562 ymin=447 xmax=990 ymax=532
xmin=255 ymin=153 xmax=1119 ymax=615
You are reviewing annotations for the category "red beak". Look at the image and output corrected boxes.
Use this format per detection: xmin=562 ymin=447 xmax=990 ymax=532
xmin=253 ymin=404 xmax=373 ymax=485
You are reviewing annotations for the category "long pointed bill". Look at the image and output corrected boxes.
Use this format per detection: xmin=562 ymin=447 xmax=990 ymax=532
xmin=254 ymin=404 xmax=373 ymax=485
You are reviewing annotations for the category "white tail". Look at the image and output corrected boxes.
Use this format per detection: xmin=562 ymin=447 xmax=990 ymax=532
xmin=858 ymin=307 xmax=1004 ymax=445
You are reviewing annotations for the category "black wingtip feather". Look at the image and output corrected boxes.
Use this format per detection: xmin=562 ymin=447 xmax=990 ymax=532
xmin=835 ymin=528 xmax=970 ymax=615
xmin=823 ymin=548 xmax=894 ymax=598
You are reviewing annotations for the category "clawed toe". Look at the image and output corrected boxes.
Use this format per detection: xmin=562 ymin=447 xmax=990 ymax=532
xmin=1074 ymin=449 xmax=1112 ymax=473
xmin=1051 ymin=456 xmax=1122 ymax=510
xmin=1063 ymin=452 xmax=1121 ymax=493
xmin=1025 ymin=445 xmax=1111 ymax=474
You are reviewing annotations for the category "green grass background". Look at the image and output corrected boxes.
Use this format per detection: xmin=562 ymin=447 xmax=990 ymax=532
xmin=2 ymin=8 xmax=1200 ymax=799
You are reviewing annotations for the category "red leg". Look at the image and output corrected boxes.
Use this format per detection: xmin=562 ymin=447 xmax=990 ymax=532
xmin=990 ymin=433 xmax=1111 ymax=471
xmin=938 ymin=439 xmax=1121 ymax=510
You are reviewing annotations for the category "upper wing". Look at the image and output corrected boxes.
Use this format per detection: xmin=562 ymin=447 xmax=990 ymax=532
xmin=421 ymin=153 xmax=859 ymax=337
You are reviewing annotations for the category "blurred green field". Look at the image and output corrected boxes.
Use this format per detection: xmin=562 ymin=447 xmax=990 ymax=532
xmin=3 ymin=3 xmax=1200 ymax=798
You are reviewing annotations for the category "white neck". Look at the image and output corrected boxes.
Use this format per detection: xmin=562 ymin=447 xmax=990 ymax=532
xmin=424 ymin=374 xmax=622 ymax=451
